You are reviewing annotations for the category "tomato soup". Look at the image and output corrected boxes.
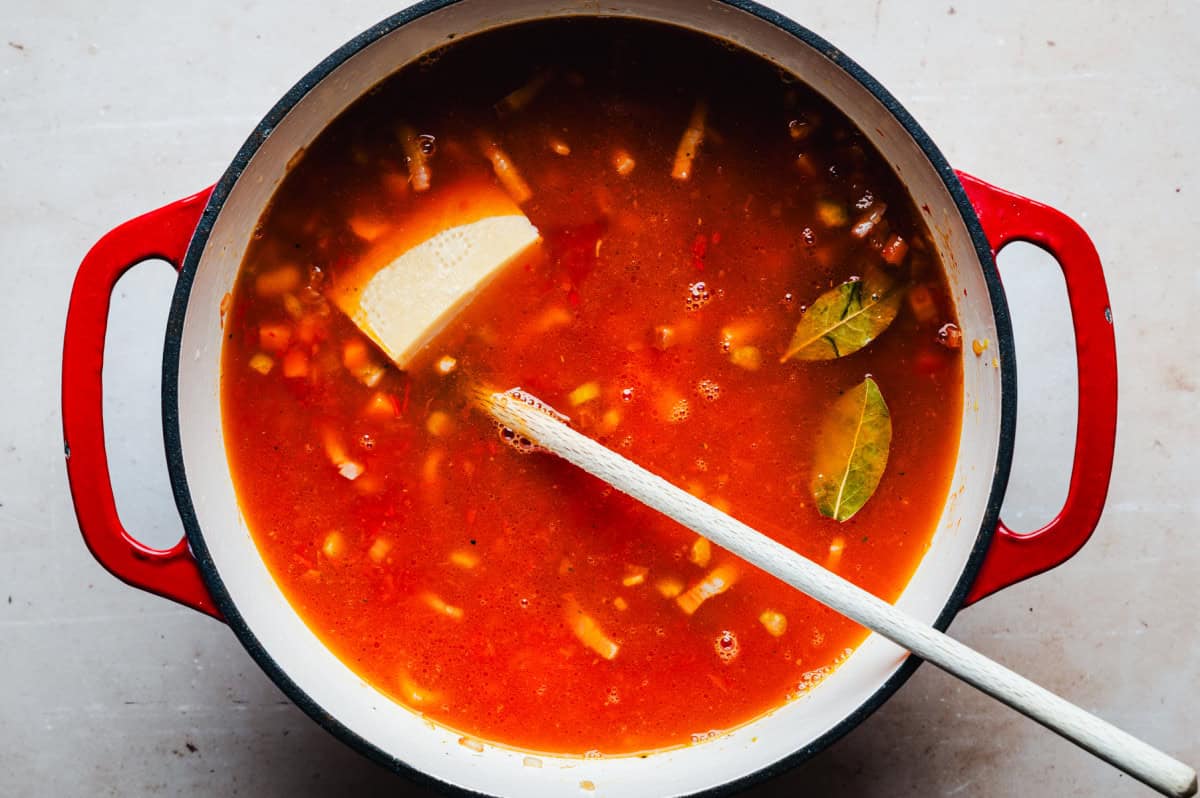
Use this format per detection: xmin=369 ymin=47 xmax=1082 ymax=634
xmin=221 ymin=18 xmax=963 ymax=755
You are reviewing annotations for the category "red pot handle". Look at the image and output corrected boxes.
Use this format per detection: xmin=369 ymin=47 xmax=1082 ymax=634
xmin=62 ymin=188 xmax=222 ymax=619
xmin=957 ymin=171 xmax=1117 ymax=604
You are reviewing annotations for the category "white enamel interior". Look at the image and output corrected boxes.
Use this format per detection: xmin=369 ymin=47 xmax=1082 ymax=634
xmin=174 ymin=2 xmax=1004 ymax=795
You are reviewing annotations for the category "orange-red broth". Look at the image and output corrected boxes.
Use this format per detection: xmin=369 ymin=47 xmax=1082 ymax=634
xmin=221 ymin=19 xmax=962 ymax=755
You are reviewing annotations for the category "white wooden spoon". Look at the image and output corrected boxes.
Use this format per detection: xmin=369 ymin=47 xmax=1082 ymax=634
xmin=479 ymin=387 xmax=1197 ymax=798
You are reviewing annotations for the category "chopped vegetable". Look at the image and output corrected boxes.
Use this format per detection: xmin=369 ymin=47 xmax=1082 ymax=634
xmin=564 ymin=597 xmax=619 ymax=660
xmin=568 ymin=381 xmax=600 ymax=406
xmin=281 ymin=349 xmax=309 ymax=379
xmin=248 ymin=353 xmax=274 ymax=375
xmin=523 ymin=756 xmax=543 ymax=768
xmin=622 ymin=565 xmax=648 ymax=587
xmin=937 ymin=323 xmax=963 ymax=350
xmin=368 ymin=537 xmax=392 ymax=563
xmin=348 ymin=215 xmax=391 ymax=242
xmin=421 ymin=449 xmax=443 ymax=483
xmin=907 ymin=284 xmax=937 ymax=324
xmin=598 ymin=408 xmax=621 ymax=435
xmin=422 ymin=592 xmax=465 ymax=620
xmin=759 ymin=610 xmax=788 ymax=637
xmin=450 ymin=549 xmax=479 ymax=569
xmin=613 ymin=149 xmax=636 ymax=176
xmin=850 ymin=202 xmax=887 ymax=239
xmin=689 ymin=537 xmax=712 ymax=568
xmin=458 ymin=736 xmax=485 ymax=753
xmin=612 ymin=596 xmax=629 ymax=611
xmin=496 ymin=70 xmax=553 ymax=115
xmin=322 ymin=531 xmax=346 ymax=559
xmin=549 ymin=138 xmax=571 ymax=156
xmin=258 ymin=323 xmax=292 ymax=353
xmin=426 ymin=410 xmax=453 ymax=436
xmin=479 ymin=136 xmax=532 ymax=204
xmin=972 ymin=338 xmax=989 ymax=356
xmin=436 ymin=355 xmax=458 ymax=375
xmin=827 ymin=536 xmax=846 ymax=570
xmin=652 ymin=325 xmax=677 ymax=350
xmin=672 ymin=100 xmax=708 ymax=180
xmin=338 ymin=460 xmax=364 ymax=481
xmin=255 ymin=266 xmax=301 ymax=297
xmin=880 ymin=234 xmax=909 ymax=265
xmin=655 ymin=577 xmax=684 ymax=599
xmin=398 ymin=673 xmax=440 ymax=706
xmin=729 ymin=346 xmax=762 ymax=371
xmin=364 ymin=391 xmax=400 ymax=418
xmin=399 ymin=124 xmax=431 ymax=192
xmin=676 ymin=564 xmax=738 ymax=615
xmin=533 ymin=305 xmax=573 ymax=332
xmin=816 ymin=200 xmax=848 ymax=227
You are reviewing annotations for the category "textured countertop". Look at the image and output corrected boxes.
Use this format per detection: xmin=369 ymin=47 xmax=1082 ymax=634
xmin=2 ymin=1 xmax=1196 ymax=795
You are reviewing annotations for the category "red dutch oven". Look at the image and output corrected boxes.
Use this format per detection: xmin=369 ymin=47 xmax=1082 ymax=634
xmin=61 ymin=1 xmax=1116 ymax=795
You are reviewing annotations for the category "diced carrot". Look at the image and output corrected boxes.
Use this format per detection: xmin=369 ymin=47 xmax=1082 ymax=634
xmin=759 ymin=610 xmax=788 ymax=637
xmin=816 ymin=200 xmax=848 ymax=228
xmin=255 ymin=266 xmax=301 ymax=297
xmin=613 ymin=149 xmax=636 ymax=176
xmin=258 ymin=323 xmax=292 ymax=353
xmin=368 ymin=537 xmax=392 ymax=563
xmin=677 ymin=564 xmax=738 ymax=615
xmin=248 ymin=353 xmax=274 ymax=375
xmin=881 ymin=234 xmax=909 ymax=266
xmin=281 ymin=349 xmax=308 ymax=378
xmin=343 ymin=339 xmax=369 ymax=371
xmin=690 ymin=537 xmax=712 ymax=568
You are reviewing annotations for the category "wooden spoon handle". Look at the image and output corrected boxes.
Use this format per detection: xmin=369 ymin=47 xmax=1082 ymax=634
xmin=485 ymin=390 xmax=1196 ymax=798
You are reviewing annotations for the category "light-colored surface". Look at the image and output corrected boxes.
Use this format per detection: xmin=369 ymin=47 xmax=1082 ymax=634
xmin=485 ymin=391 xmax=1196 ymax=797
xmin=0 ymin=0 xmax=1195 ymax=796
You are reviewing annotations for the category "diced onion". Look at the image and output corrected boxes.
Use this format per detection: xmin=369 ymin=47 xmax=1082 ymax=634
xmin=255 ymin=266 xmax=301 ymax=297
xmin=759 ymin=610 xmax=788 ymax=637
xmin=426 ymin=411 xmax=453 ymax=437
xmin=622 ymin=566 xmax=648 ymax=587
xmin=248 ymin=353 xmax=274 ymax=375
xmin=568 ymin=381 xmax=600 ymax=406
xmin=677 ymin=564 xmax=738 ymax=615
xmin=450 ymin=549 xmax=479 ymax=569
xmin=689 ymin=537 xmax=712 ymax=568
xmin=564 ymin=597 xmax=619 ymax=660
xmin=368 ymin=537 xmax=392 ymax=563
xmin=322 ymin=531 xmax=346 ymax=559
xmin=655 ymin=577 xmax=684 ymax=599
xmin=422 ymin=592 xmax=465 ymax=620
xmin=729 ymin=346 xmax=762 ymax=371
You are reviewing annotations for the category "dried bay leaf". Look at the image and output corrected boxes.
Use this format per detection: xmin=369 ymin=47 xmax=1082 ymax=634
xmin=782 ymin=271 xmax=902 ymax=361
xmin=811 ymin=376 xmax=892 ymax=522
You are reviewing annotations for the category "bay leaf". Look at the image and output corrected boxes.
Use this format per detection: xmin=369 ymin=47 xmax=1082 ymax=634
xmin=811 ymin=376 xmax=892 ymax=522
xmin=782 ymin=272 xmax=903 ymax=361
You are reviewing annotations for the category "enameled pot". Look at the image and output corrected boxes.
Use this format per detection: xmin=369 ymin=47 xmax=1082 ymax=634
xmin=62 ymin=1 xmax=1118 ymax=795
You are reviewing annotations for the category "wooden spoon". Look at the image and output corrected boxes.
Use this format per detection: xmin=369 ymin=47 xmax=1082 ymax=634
xmin=478 ymin=387 xmax=1196 ymax=798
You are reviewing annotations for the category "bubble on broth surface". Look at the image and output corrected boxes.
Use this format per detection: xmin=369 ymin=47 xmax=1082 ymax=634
xmin=685 ymin=281 xmax=711 ymax=311
xmin=695 ymin=379 xmax=721 ymax=402
xmin=669 ymin=398 xmax=691 ymax=423
xmin=715 ymin=630 xmax=740 ymax=663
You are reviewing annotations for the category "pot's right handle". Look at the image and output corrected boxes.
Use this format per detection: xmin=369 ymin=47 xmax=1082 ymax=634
xmin=957 ymin=171 xmax=1117 ymax=605
xmin=62 ymin=188 xmax=222 ymax=619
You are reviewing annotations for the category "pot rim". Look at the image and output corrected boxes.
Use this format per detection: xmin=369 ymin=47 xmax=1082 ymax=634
xmin=161 ymin=1 xmax=1018 ymax=794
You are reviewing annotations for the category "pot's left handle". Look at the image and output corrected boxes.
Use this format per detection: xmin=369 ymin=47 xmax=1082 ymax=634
xmin=62 ymin=188 xmax=223 ymax=619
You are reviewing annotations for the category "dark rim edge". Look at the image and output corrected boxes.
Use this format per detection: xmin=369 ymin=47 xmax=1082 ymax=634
xmin=160 ymin=1 xmax=1017 ymax=796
